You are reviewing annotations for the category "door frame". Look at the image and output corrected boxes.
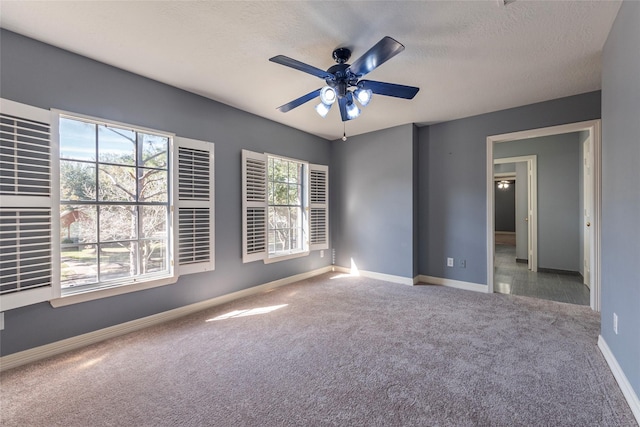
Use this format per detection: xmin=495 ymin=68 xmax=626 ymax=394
xmin=486 ymin=119 xmax=601 ymax=311
xmin=494 ymin=156 xmax=538 ymax=272
xmin=583 ymin=135 xmax=593 ymax=288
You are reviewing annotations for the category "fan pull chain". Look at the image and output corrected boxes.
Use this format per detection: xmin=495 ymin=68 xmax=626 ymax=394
xmin=342 ymin=122 xmax=347 ymax=141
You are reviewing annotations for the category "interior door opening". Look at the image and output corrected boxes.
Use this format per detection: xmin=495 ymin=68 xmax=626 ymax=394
xmin=486 ymin=120 xmax=601 ymax=311
xmin=494 ymin=156 xmax=537 ymax=273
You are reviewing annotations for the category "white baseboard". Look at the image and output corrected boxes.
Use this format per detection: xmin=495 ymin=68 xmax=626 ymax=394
xmin=332 ymin=266 xmax=414 ymax=286
xmin=330 ymin=268 xmax=487 ymax=292
xmin=598 ymin=335 xmax=640 ymax=424
xmin=0 ymin=266 xmax=333 ymax=372
xmin=416 ymin=275 xmax=488 ymax=293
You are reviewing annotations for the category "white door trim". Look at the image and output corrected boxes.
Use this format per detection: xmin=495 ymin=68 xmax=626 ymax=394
xmin=494 ymin=156 xmax=538 ymax=272
xmin=583 ymin=135 xmax=593 ymax=288
xmin=486 ymin=120 xmax=601 ymax=311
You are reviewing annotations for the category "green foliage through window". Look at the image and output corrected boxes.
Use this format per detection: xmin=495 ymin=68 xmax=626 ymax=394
xmin=59 ymin=116 xmax=170 ymax=291
xmin=267 ymin=156 xmax=305 ymax=256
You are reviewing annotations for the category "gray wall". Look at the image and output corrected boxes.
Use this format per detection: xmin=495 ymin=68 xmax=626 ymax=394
xmin=494 ymin=163 xmax=516 ymax=174
xmin=330 ymin=124 xmax=417 ymax=278
xmin=0 ymin=30 xmax=331 ymax=356
xmin=601 ymin=0 xmax=640 ymax=398
xmin=495 ymin=134 xmax=581 ymax=272
xmin=494 ymin=182 xmax=515 ymax=232
xmin=494 ymin=160 xmax=528 ymax=258
xmin=418 ymin=91 xmax=601 ymax=284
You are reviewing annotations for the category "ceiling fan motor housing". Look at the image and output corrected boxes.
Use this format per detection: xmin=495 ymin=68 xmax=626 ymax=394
xmin=326 ymin=63 xmax=352 ymax=98
xmin=332 ymin=47 xmax=351 ymax=64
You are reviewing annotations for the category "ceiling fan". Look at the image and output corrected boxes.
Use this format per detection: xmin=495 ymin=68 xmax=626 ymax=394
xmin=269 ymin=36 xmax=420 ymax=122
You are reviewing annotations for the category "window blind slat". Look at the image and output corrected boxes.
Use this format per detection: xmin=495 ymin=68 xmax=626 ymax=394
xmin=242 ymin=150 xmax=267 ymax=263
xmin=0 ymin=100 xmax=54 ymax=309
xmin=309 ymin=164 xmax=329 ymax=251
xmin=175 ymin=138 xmax=215 ymax=275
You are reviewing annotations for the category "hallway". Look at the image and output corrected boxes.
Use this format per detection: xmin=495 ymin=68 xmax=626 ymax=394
xmin=494 ymin=244 xmax=590 ymax=305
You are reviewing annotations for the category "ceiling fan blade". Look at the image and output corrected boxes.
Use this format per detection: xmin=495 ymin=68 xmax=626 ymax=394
xmin=338 ymin=96 xmax=349 ymax=122
xmin=347 ymin=36 xmax=405 ymax=78
xmin=269 ymin=55 xmax=334 ymax=80
xmin=359 ymin=80 xmax=420 ymax=99
xmin=276 ymin=88 xmax=322 ymax=113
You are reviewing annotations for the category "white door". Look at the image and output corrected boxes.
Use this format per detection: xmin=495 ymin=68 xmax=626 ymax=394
xmin=583 ymin=137 xmax=593 ymax=287
xmin=527 ymin=161 xmax=533 ymax=271
xmin=528 ymin=157 xmax=538 ymax=272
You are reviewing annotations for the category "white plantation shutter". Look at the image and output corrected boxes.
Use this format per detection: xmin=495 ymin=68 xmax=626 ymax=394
xmin=175 ymin=137 xmax=215 ymax=275
xmin=0 ymin=99 xmax=54 ymax=311
xmin=309 ymin=164 xmax=329 ymax=251
xmin=242 ymin=149 xmax=267 ymax=263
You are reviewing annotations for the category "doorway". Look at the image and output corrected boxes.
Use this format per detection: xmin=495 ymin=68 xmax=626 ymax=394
xmin=494 ymin=156 xmax=537 ymax=272
xmin=486 ymin=120 xmax=601 ymax=311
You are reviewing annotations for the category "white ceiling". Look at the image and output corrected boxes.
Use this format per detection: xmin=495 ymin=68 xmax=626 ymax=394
xmin=0 ymin=1 xmax=621 ymax=140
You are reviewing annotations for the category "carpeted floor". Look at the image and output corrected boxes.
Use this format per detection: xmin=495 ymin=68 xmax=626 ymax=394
xmin=1 ymin=273 xmax=636 ymax=426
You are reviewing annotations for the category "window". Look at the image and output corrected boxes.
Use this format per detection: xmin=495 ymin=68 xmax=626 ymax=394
xmin=242 ymin=150 xmax=328 ymax=264
xmin=0 ymin=99 xmax=214 ymax=310
xmin=58 ymin=116 xmax=171 ymax=293
xmin=267 ymin=156 xmax=305 ymax=257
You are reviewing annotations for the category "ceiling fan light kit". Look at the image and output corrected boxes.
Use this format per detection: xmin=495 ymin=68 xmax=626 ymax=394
xmin=319 ymin=86 xmax=336 ymax=105
xmin=269 ymin=36 xmax=419 ymax=123
xmin=315 ymin=102 xmax=331 ymax=118
xmin=354 ymin=86 xmax=372 ymax=107
xmin=498 ymin=180 xmax=511 ymax=189
xmin=345 ymin=92 xmax=361 ymax=120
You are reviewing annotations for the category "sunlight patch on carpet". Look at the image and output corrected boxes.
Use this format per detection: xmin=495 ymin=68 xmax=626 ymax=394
xmin=77 ymin=356 xmax=106 ymax=371
xmin=330 ymin=258 xmax=361 ymax=279
xmin=206 ymin=304 xmax=288 ymax=321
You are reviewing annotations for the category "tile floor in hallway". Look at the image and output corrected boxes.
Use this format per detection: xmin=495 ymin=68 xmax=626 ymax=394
xmin=494 ymin=244 xmax=590 ymax=306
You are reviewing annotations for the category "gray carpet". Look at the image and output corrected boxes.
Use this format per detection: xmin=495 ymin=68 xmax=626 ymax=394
xmin=1 ymin=273 xmax=636 ymax=426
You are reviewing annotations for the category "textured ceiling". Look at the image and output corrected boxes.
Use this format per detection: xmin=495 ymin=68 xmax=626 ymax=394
xmin=0 ymin=1 xmax=621 ymax=140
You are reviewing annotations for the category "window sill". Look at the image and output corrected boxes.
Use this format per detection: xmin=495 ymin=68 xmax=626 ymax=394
xmin=264 ymin=250 xmax=309 ymax=264
xmin=49 ymin=275 xmax=178 ymax=308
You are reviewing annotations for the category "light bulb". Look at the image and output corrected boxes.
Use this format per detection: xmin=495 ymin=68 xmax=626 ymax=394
xmin=315 ymin=102 xmax=331 ymax=118
xmin=355 ymin=88 xmax=372 ymax=107
xmin=345 ymin=93 xmax=360 ymax=119
xmin=320 ymin=86 xmax=336 ymax=105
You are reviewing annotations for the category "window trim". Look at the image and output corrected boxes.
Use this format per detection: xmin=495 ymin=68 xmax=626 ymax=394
xmin=53 ymin=110 xmax=175 ymax=140
xmin=264 ymin=250 xmax=309 ymax=264
xmin=49 ymin=274 xmax=178 ymax=307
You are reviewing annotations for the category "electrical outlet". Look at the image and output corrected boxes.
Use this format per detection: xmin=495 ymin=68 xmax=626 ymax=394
xmin=613 ymin=313 xmax=618 ymax=334
xmin=320 ymin=250 xmax=324 ymax=258
xmin=447 ymin=257 xmax=454 ymax=267
xmin=0 ymin=312 xmax=4 ymax=331
xmin=459 ymin=259 xmax=466 ymax=268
